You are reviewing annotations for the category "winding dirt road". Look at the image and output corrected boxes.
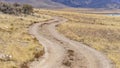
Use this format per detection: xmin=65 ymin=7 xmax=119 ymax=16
xmin=29 ymin=17 xmax=114 ymax=68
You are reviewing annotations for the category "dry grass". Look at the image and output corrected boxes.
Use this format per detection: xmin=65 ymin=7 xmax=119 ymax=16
xmin=38 ymin=9 xmax=120 ymax=68
xmin=0 ymin=12 xmax=51 ymax=68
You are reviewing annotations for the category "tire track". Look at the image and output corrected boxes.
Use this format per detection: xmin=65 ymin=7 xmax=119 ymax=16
xmin=29 ymin=17 xmax=114 ymax=68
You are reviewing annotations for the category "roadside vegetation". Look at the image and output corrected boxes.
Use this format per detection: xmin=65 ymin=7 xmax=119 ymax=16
xmin=0 ymin=1 xmax=119 ymax=67
xmin=38 ymin=9 xmax=120 ymax=68
xmin=0 ymin=3 xmax=52 ymax=68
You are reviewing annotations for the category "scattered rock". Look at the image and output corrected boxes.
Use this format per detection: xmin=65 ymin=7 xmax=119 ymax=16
xmin=0 ymin=53 xmax=12 ymax=61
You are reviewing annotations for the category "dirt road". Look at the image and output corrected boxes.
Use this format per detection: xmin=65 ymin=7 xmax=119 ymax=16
xmin=29 ymin=17 xmax=114 ymax=68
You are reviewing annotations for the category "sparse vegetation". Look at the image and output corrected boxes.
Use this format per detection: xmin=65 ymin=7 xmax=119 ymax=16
xmin=0 ymin=2 xmax=33 ymax=15
xmin=0 ymin=11 xmax=51 ymax=68
xmin=38 ymin=9 xmax=120 ymax=68
xmin=22 ymin=4 xmax=33 ymax=14
xmin=0 ymin=3 xmax=120 ymax=67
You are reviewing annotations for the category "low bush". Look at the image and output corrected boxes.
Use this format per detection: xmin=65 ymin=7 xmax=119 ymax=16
xmin=0 ymin=2 xmax=33 ymax=15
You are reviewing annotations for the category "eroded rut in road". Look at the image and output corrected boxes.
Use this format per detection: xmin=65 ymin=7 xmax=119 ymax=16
xmin=29 ymin=17 xmax=114 ymax=68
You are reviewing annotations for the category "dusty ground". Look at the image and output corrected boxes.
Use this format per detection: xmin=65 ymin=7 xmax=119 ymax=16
xmin=29 ymin=17 xmax=114 ymax=68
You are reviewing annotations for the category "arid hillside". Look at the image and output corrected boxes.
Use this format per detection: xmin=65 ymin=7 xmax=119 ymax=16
xmin=0 ymin=9 xmax=51 ymax=68
xmin=3 ymin=0 xmax=120 ymax=9
xmin=38 ymin=9 xmax=120 ymax=68
xmin=2 ymin=0 xmax=67 ymax=8
xmin=0 ymin=2 xmax=120 ymax=68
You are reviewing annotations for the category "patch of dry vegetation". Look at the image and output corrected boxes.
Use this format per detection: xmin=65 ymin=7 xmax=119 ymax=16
xmin=0 ymin=2 xmax=33 ymax=15
xmin=38 ymin=9 xmax=120 ymax=68
xmin=0 ymin=13 xmax=51 ymax=68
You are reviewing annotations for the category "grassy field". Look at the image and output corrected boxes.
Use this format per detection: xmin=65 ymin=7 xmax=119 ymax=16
xmin=1 ymin=8 xmax=119 ymax=68
xmin=0 ymin=12 xmax=51 ymax=68
xmin=58 ymin=8 xmax=120 ymax=14
xmin=38 ymin=9 xmax=120 ymax=68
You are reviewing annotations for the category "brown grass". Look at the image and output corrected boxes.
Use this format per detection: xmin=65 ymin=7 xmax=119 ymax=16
xmin=0 ymin=12 xmax=51 ymax=68
xmin=37 ymin=9 xmax=120 ymax=68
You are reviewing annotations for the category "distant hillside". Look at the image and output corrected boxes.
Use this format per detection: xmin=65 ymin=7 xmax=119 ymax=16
xmin=2 ymin=0 xmax=120 ymax=9
xmin=52 ymin=0 xmax=120 ymax=9
xmin=2 ymin=0 xmax=67 ymax=8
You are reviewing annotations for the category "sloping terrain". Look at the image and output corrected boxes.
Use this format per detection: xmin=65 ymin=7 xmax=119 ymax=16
xmin=29 ymin=17 xmax=113 ymax=68
xmin=2 ymin=0 xmax=120 ymax=9
xmin=37 ymin=9 xmax=120 ymax=68
xmin=0 ymin=12 xmax=51 ymax=68
xmin=3 ymin=0 xmax=67 ymax=8
xmin=52 ymin=0 xmax=120 ymax=8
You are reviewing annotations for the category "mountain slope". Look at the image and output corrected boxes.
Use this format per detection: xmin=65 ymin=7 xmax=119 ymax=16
xmin=2 ymin=0 xmax=120 ymax=9
xmin=52 ymin=0 xmax=120 ymax=8
xmin=2 ymin=0 xmax=67 ymax=8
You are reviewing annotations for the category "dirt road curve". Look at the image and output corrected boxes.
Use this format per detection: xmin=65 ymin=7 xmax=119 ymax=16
xmin=29 ymin=17 xmax=114 ymax=68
